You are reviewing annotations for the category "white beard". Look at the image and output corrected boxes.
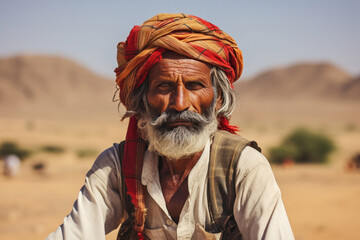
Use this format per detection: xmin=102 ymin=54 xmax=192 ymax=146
xmin=138 ymin=110 xmax=218 ymax=161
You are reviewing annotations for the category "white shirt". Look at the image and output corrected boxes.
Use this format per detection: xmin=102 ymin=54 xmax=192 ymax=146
xmin=46 ymin=140 xmax=294 ymax=240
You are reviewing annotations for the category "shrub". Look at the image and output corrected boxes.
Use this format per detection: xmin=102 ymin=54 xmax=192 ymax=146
xmin=76 ymin=148 xmax=99 ymax=158
xmin=41 ymin=145 xmax=65 ymax=154
xmin=269 ymin=145 xmax=297 ymax=164
xmin=269 ymin=128 xmax=335 ymax=164
xmin=0 ymin=141 xmax=31 ymax=160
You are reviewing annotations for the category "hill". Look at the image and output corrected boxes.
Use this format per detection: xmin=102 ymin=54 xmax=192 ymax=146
xmin=0 ymin=55 xmax=119 ymax=119
xmin=340 ymin=76 xmax=360 ymax=100
xmin=235 ymin=62 xmax=355 ymax=100
xmin=231 ymin=62 xmax=359 ymax=128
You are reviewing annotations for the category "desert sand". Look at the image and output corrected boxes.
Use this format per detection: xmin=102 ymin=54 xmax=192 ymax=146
xmin=1 ymin=55 xmax=359 ymax=239
xmin=0 ymin=113 xmax=359 ymax=240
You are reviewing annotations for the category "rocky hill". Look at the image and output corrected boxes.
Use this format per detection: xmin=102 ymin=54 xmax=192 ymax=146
xmin=0 ymin=55 xmax=118 ymax=119
xmin=231 ymin=62 xmax=359 ymax=127
xmin=235 ymin=62 xmax=358 ymax=100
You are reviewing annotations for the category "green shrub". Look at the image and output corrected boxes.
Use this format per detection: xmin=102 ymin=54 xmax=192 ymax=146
xmin=0 ymin=141 xmax=31 ymax=160
xmin=269 ymin=145 xmax=297 ymax=164
xmin=76 ymin=148 xmax=99 ymax=158
xmin=41 ymin=145 xmax=65 ymax=154
xmin=269 ymin=128 xmax=335 ymax=164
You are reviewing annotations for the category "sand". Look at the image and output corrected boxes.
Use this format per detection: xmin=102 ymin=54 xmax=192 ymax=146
xmin=1 ymin=117 xmax=359 ymax=240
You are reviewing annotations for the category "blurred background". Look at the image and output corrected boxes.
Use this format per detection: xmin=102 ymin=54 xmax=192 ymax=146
xmin=0 ymin=0 xmax=359 ymax=239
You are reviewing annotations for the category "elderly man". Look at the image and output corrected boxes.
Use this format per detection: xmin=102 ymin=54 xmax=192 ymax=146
xmin=47 ymin=13 xmax=294 ymax=240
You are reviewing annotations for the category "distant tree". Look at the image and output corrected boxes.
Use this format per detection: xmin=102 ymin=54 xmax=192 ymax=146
xmin=269 ymin=128 xmax=335 ymax=164
xmin=0 ymin=141 xmax=31 ymax=160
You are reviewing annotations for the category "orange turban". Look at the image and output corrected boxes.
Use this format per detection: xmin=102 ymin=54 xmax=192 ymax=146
xmin=115 ymin=13 xmax=243 ymax=109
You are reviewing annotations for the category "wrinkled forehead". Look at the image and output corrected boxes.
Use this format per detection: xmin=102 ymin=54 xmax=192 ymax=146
xmin=148 ymin=55 xmax=211 ymax=85
xmin=161 ymin=51 xmax=211 ymax=67
xmin=148 ymin=51 xmax=212 ymax=80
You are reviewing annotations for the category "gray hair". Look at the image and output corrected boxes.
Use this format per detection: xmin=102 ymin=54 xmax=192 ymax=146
xmin=210 ymin=67 xmax=236 ymax=118
xmin=122 ymin=67 xmax=236 ymax=120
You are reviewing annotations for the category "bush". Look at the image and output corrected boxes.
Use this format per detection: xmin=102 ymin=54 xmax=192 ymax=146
xmin=76 ymin=148 xmax=99 ymax=158
xmin=269 ymin=128 xmax=335 ymax=164
xmin=0 ymin=141 xmax=31 ymax=160
xmin=41 ymin=145 xmax=65 ymax=154
xmin=269 ymin=145 xmax=297 ymax=165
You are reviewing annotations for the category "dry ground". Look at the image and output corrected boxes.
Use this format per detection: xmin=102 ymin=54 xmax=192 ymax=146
xmin=0 ymin=116 xmax=359 ymax=240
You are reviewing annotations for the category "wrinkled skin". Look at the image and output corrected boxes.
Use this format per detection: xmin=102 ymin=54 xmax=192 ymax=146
xmin=147 ymin=52 xmax=215 ymax=128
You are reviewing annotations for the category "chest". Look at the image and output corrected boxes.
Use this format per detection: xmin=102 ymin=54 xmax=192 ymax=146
xmin=144 ymin=175 xmax=211 ymax=239
xmin=160 ymin=176 xmax=189 ymax=223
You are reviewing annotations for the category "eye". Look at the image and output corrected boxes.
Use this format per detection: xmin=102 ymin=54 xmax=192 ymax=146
xmin=186 ymin=81 xmax=205 ymax=90
xmin=158 ymin=82 xmax=171 ymax=87
xmin=157 ymin=82 xmax=172 ymax=89
xmin=155 ymin=82 xmax=173 ymax=93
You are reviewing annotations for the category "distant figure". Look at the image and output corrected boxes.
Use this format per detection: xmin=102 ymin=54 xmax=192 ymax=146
xmin=4 ymin=154 xmax=21 ymax=177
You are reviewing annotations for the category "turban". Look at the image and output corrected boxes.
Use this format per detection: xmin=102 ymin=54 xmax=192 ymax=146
xmin=115 ymin=13 xmax=243 ymax=108
xmin=114 ymin=13 xmax=243 ymax=240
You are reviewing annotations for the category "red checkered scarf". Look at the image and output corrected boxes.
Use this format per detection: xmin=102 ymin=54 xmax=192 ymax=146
xmin=114 ymin=13 xmax=243 ymax=239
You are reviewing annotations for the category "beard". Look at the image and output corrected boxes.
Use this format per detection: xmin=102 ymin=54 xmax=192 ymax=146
xmin=138 ymin=106 xmax=218 ymax=161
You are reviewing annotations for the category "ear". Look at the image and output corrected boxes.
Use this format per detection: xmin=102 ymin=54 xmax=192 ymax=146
xmin=215 ymin=93 xmax=222 ymax=112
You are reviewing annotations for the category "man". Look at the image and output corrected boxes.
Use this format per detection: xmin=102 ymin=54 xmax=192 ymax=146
xmin=47 ymin=13 xmax=294 ymax=239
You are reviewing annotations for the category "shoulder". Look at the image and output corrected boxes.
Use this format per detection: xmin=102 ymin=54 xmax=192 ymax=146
xmin=213 ymin=130 xmax=249 ymax=145
xmin=212 ymin=131 xmax=272 ymax=182
xmin=236 ymin=146 xmax=273 ymax=183
xmin=210 ymin=131 xmax=250 ymax=159
xmin=87 ymin=143 xmax=123 ymax=182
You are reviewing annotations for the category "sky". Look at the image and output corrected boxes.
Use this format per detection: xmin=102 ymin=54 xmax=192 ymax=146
xmin=0 ymin=0 xmax=359 ymax=79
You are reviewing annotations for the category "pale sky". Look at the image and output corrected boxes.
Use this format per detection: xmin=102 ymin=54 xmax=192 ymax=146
xmin=0 ymin=0 xmax=359 ymax=79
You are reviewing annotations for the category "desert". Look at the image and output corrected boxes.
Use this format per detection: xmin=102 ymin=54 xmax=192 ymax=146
xmin=1 ymin=55 xmax=359 ymax=240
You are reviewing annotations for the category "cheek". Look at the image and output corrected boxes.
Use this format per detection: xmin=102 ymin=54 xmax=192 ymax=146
xmin=146 ymin=93 xmax=169 ymax=113
xmin=191 ymin=88 xmax=215 ymax=112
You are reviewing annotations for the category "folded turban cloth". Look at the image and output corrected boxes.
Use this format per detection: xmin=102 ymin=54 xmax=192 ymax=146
xmin=114 ymin=13 xmax=243 ymax=240
xmin=115 ymin=13 xmax=243 ymax=108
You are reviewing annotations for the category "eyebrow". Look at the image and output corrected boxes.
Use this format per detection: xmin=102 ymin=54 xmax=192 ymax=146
xmin=150 ymin=73 xmax=209 ymax=81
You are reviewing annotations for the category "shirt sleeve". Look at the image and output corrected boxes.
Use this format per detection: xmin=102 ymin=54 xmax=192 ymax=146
xmin=233 ymin=146 xmax=294 ymax=240
xmin=46 ymin=144 xmax=127 ymax=240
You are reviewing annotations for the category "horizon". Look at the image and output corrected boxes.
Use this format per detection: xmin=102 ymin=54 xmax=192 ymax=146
xmin=0 ymin=53 xmax=354 ymax=82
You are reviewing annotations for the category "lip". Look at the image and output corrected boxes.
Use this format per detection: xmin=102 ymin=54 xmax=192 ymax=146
xmin=166 ymin=120 xmax=193 ymax=128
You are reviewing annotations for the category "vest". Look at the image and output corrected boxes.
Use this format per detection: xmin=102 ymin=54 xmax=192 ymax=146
xmin=117 ymin=130 xmax=261 ymax=240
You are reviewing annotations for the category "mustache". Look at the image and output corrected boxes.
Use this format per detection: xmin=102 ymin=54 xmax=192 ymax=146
xmin=149 ymin=109 xmax=213 ymax=130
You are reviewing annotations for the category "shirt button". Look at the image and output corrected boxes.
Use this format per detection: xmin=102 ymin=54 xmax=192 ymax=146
xmin=165 ymin=218 xmax=173 ymax=226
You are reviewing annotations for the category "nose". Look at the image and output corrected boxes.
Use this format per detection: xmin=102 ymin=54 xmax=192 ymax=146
xmin=170 ymin=85 xmax=191 ymax=112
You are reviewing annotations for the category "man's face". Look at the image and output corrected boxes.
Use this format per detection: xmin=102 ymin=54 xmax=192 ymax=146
xmin=147 ymin=52 xmax=215 ymax=129
xmin=141 ymin=52 xmax=218 ymax=160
